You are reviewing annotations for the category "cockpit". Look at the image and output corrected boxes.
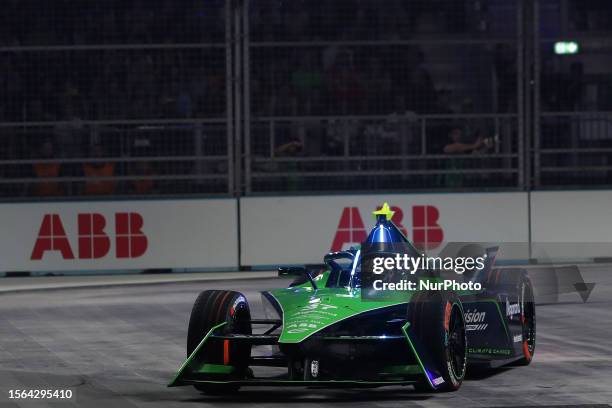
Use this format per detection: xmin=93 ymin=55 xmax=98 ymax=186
xmin=324 ymin=248 xmax=361 ymax=288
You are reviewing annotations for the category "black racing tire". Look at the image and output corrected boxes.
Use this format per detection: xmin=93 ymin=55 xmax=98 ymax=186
xmin=187 ymin=290 xmax=252 ymax=394
xmin=514 ymin=273 xmax=536 ymax=365
xmin=408 ymin=290 xmax=467 ymax=392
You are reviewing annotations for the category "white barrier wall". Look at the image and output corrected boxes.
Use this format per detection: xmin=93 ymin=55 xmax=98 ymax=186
xmin=5 ymin=190 xmax=611 ymax=272
xmin=0 ymin=199 xmax=238 ymax=271
xmin=530 ymin=191 xmax=612 ymax=260
xmin=240 ymin=193 xmax=529 ymax=266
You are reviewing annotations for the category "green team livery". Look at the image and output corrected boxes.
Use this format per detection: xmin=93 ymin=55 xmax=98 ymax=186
xmin=169 ymin=203 xmax=535 ymax=393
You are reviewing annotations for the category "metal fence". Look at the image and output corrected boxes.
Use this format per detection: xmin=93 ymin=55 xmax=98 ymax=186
xmin=0 ymin=0 xmax=233 ymax=199
xmin=247 ymin=114 xmax=519 ymax=193
xmin=535 ymin=0 xmax=612 ymax=188
xmin=244 ymin=0 xmax=523 ymax=194
xmin=0 ymin=120 xmax=232 ymax=198
xmin=0 ymin=0 xmax=611 ymax=200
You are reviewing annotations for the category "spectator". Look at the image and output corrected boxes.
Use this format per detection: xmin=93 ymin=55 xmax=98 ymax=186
xmin=130 ymin=142 xmax=156 ymax=195
xmin=564 ymin=62 xmax=585 ymax=111
xmin=131 ymin=161 xmax=155 ymax=195
xmin=322 ymin=31 xmax=353 ymax=70
xmin=406 ymin=50 xmax=437 ymax=113
xmin=287 ymin=2 xmax=310 ymax=41
xmin=271 ymin=85 xmax=297 ymax=116
xmin=82 ymin=144 xmax=115 ymax=195
xmin=324 ymin=119 xmax=357 ymax=156
xmin=442 ymin=127 xmax=485 ymax=188
xmin=274 ymin=122 xmax=308 ymax=191
xmin=0 ymin=57 xmax=24 ymax=121
xmin=54 ymin=81 xmax=86 ymax=158
xmin=127 ymin=52 xmax=156 ymax=118
xmin=27 ymin=99 xmax=50 ymax=122
xmin=291 ymin=52 xmax=322 ymax=114
xmin=31 ymin=140 xmax=64 ymax=196
xmin=275 ymin=137 xmax=304 ymax=157
xmin=443 ymin=127 xmax=484 ymax=154
xmin=176 ymin=81 xmax=193 ymax=118
xmin=494 ymin=44 xmax=517 ymax=113
xmin=365 ymin=57 xmax=392 ymax=114
xmin=327 ymin=50 xmax=366 ymax=114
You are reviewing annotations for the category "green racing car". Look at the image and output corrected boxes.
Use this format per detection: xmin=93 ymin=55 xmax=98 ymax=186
xmin=169 ymin=203 xmax=536 ymax=393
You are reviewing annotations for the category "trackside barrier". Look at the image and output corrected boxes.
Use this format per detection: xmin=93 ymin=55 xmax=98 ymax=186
xmin=0 ymin=199 xmax=238 ymax=273
xmin=239 ymin=193 xmax=530 ymax=266
xmin=1 ymin=191 xmax=612 ymax=274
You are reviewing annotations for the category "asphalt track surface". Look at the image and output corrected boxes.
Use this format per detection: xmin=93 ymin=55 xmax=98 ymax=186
xmin=1 ymin=267 xmax=611 ymax=408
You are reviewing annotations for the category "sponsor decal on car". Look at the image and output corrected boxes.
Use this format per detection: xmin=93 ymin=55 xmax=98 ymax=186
xmin=468 ymin=347 xmax=512 ymax=356
xmin=285 ymin=322 xmax=319 ymax=333
xmin=513 ymin=334 xmax=523 ymax=343
xmin=432 ymin=376 xmax=445 ymax=386
xmin=464 ymin=309 xmax=488 ymax=331
xmin=311 ymin=360 xmax=319 ymax=378
xmin=464 ymin=309 xmax=485 ymax=323
xmin=302 ymin=299 xmax=338 ymax=311
xmin=466 ymin=323 xmax=488 ymax=331
xmin=506 ymin=298 xmax=521 ymax=317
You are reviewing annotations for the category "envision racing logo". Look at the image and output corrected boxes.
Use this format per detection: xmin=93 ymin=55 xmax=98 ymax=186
xmin=464 ymin=309 xmax=488 ymax=331
xmin=331 ymin=204 xmax=444 ymax=251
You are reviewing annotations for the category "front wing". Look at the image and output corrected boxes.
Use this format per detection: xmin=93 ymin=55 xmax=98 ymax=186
xmin=168 ymin=319 xmax=449 ymax=390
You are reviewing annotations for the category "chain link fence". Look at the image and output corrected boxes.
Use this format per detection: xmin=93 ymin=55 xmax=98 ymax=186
xmin=536 ymin=0 xmax=612 ymax=187
xmin=0 ymin=0 xmax=232 ymax=199
xmin=0 ymin=120 xmax=231 ymax=198
xmin=245 ymin=0 xmax=522 ymax=193
xmin=1 ymin=0 xmax=612 ymax=200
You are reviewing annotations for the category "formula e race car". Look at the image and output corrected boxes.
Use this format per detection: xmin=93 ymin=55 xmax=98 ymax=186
xmin=169 ymin=204 xmax=535 ymax=393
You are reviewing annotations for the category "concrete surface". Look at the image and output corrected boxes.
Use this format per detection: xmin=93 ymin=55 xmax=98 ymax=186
xmin=0 ymin=271 xmax=276 ymax=294
xmin=0 ymin=265 xmax=611 ymax=407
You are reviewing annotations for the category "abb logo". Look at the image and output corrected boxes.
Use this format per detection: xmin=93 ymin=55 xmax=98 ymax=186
xmin=31 ymin=213 xmax=148 ymax=260
xmin=331 ymin=205 xmax=443 ymax=251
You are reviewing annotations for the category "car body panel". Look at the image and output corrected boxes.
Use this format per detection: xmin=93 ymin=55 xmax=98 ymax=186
xmin=267 ymin=286 xmax=411 ymax=343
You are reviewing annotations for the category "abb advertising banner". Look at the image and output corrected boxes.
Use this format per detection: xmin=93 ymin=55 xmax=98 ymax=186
xmin=0 ymin=199 xmax=238 ymax=272
xmin=9 ymin=190 xmax=610 ymax=272
xmin=240 ymin=193 xmax=529 ymax=266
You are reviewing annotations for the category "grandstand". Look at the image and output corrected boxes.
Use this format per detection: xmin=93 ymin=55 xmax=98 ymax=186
xmin=1 ymin=0 xmax=611 ymax=199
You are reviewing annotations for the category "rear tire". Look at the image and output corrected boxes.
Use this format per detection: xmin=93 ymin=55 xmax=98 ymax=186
xmin=408 ymin=291 xmax=467 ymax=392
xmin=515 ymin=274 xmax=536 ymax=365
xmin=187 ymin=290 xmax=252 ymax=394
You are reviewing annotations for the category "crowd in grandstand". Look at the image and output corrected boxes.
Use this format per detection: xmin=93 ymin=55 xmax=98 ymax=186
xmin=0 ymin=0 xmax=519 ymax=123
xmin=0 ymin=0 xmax=611 ymax=197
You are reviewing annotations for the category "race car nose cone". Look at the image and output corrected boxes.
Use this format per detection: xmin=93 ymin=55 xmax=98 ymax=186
xmin=365 ymin=218 xmax=408 ymax=245
xmin=364 ymin=202 xmax=412 ymax=253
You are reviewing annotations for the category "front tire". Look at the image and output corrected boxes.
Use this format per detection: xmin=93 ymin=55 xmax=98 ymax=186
xmin=408 ymin=290 xmax=467 ymax=392
xmin=187 ymin=290 xmax=252 ymax=394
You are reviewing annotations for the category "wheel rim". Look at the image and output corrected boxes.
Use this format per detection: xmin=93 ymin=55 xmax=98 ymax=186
xmin=448 ymin=304 xmax=466 ymax=379
xmin=230 ymin=301 xmax=251 ymax=334
xmin=228 ymin=300 xmax=252 ymax=373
